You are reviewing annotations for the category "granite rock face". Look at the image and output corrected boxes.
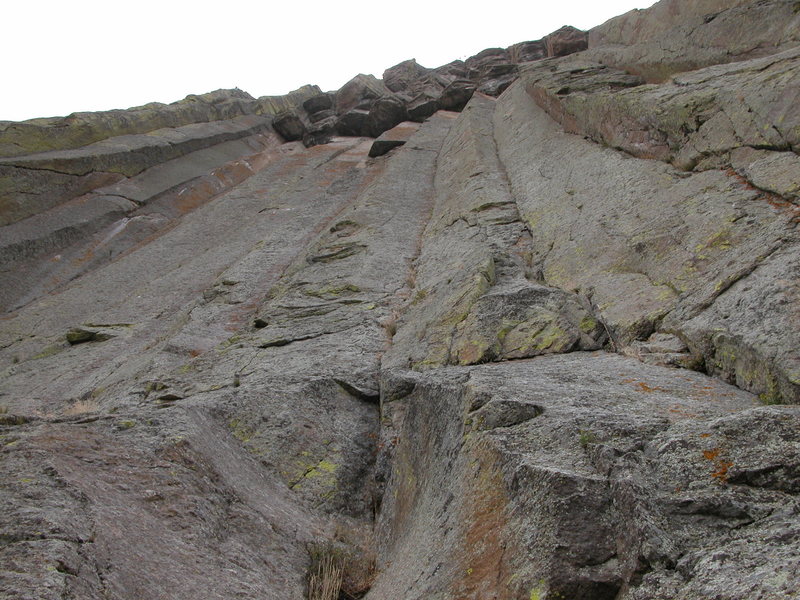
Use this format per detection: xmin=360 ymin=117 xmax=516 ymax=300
xmin=2 ymin=1 xmax=799 ymax=599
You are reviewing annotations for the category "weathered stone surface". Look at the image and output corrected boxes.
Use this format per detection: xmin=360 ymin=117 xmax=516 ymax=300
xmin=507 ymin=39 xmax=547 ymax=63
xmin=336 ymin=109 xmax=371 ymax=136
xmin=368 ymin=121 xmax=420 ymax=158
xmin=384 ymin=95 xmax=604 ymax=372
xmin=0 ymin=115 xmax=273 ymax=226
xmin=0 ymin=132 xmax=283 ymax=311
xmin=465 ymin=47 xmax=511 ymax=79
xmin=0 ymin=118 xmax=459 ymax=598
xmin=272 ymin=111 xmax=307 ymax=141
xmin=406 ymin=95 xmax=439 ymax=121
xmin=302 ymin=93 xmax=333 ymax=114
xmin=438 ymin=80 xmax=477 ymax=111
xmin=544 ymin=25 xmax=589 ymax=57
xmin=1 ymin=4 xmax=799 ymax=600
xmin=335 ymin=74 xmax=390 ymax=115
xmin=495 ymin=74 xmax=799 ymax=403
xmin=383 ymin=59 xmax=429 ymax=92
xmin=366 ymin=96 xmax=408 ymax=137
xmin=586 ymin=0 xmax=800 ymax=81
xmin=522 ymin=48 xmax=800 ymax=175
xmin=0 ymin=167 xmax=124 ymax=227
xmin=0 ymin=85 xmax=319 ymax=158
xmin=308 ymin=108 xmax=335 ymax=123
xmin=0 ymin=137 xmax=390 ymax=599
xmin=304 ymin=116 xmax=337 ymax=146
xmin=589 ymin=0 xmax=754 ymax=47
xmin=371 ymin=354 xmax=799 ymax=600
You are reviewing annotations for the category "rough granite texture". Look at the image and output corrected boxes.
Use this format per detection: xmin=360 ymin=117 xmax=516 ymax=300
xmin=1 ymin=1 xmax=799 ymax=599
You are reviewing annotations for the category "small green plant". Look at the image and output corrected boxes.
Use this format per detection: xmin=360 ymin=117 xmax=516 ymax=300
xmin=578 ymin=429 xmax=597 ymax=447
xmin=411 ymin=288 xmax=428 ymax=304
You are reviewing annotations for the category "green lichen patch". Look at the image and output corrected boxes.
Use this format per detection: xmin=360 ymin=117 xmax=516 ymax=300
xmin=303 ymin=283 xmax=362 ymax=299
xmin=228 ymin=418 xmax=254 ymax=443
xmin=31 ymin=344 xmax=66 ymax=360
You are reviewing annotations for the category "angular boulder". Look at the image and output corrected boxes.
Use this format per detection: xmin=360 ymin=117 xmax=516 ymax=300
xmin=366 ymin=96 xmax=408 ymax=137
xmin=545 ymin=25 xmax=589 ymax=57
xmin=438 ymin=80 xmax=477 ymax=111
xmin=302 ymin=93 xmax=333 ymax=114
xmin=335 ymin=109 xmax=370 ymax=136
xmin=383 ymin=59 xmax=429 ymax=93
xmin=335 ymin=74 xmax=390 ymax=114
xmin=368 ymin=121 xmax=421 ymax=157
xmin=271 ymin=111 xmax=307 ymax=142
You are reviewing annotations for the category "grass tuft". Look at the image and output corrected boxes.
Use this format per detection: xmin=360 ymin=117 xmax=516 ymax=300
xmin=308 ymin=543 xmax=345 ymax=600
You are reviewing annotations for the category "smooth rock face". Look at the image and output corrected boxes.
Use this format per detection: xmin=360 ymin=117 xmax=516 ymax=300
xmin=586 ymin=0 xmax=800 ymax=81
xmin=1 ymin=2 xmax=799 ymax=600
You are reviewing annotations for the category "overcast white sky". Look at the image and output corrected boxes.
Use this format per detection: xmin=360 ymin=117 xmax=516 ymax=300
xmin=2 ymin=0 xmax=655 ymax=122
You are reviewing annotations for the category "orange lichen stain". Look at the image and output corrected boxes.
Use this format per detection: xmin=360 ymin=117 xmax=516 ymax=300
xmin=702 ymin=447 xmax=733 ymax=483
xmin=637 ymin=381 xmax=664 ymax=393
xmin=623 ymin=378 xmax=666 ymax=393
xmin=451 ymin=442 xmax=515 ymax=600
xmin=723 ymin=167 xmax=800 ymax=223
xmin=712 ymin=461 xmax=734 ymax=483
xmin=669 ymin=404 xmax=698 ymax=418
xmin=700 ymin=433 xmax=712 ymax=438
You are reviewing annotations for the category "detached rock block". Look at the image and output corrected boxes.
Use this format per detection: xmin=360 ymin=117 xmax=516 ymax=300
xmin=336 ymin=109 xmax=370 ymax=137
xmin=369 ymin=122 xmax=421 ymax=157
xmin=302 ymin=93 xmax=333 ymax=114
xmin=272 ymin=111 xmax=307 ymax=142
xmin=66 ymin=327 xmax=114 ymax=344
xmin=335 ymin=74 xmax=389 ymax=114
xmin=366 ymin=96 xmax=408 ymax=137
xmin=545 ymin=25 xmax=588 ymax=57
xmin=407 ymin=96 xmax=439 ymax=122
xmin=383 ymin=58 xmax=429 ymax=93
xmin=438 ymin=80 xmax=477 ymax=111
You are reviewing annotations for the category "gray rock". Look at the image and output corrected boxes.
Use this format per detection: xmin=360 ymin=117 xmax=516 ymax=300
xmin=302 ymin=93 xmax=333 ymax=114
xmin=495 ymin=73 xmax=799 ymax=403
xmin=544 ymin=25 xmax=588 ymax=57
xmin=336 ymin=109 xmax=371 ymax=137
xmin=335 ymin=74 xmax=390 ymax=115
xmin=382 ymin=59 xmax=429 ymax=93
xmin=272 ymin=111 xmax=307 ymax=141
xmin=406 ymin=95 xmax=439 ymax=121
xmin=437 ymin=80 xmax=477 ymax=111
xmin=305 ymin=116 xmax=337 ymax=146
xmin=586 ymin=0 xmax=800 ymax=81
xmin=368 ymin=122 xmax=420 ymax=158
xmin=370 ymin=354 xmax=799 ymax=599
xmin=0 ymin=115 xmax=272 ymax=226
xmin=1 ymin=4 xmax=799 ymax=600
xmin=308 ymin=108 xmax=335 ymax=123
xmin=0 ymin=85 xmax=320 ymax=158
xmin=366 ymin=96 xmax=408 ymax=137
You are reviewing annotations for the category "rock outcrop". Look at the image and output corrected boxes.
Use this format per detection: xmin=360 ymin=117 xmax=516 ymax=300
xmin=1 ymin=1 xmax=799 ymax=599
